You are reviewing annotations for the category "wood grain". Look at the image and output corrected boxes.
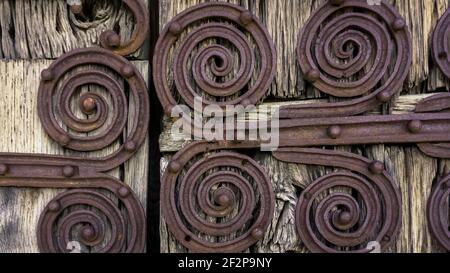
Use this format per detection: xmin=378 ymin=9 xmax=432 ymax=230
xmin=0 ymin=0 xmax=149 ymax=60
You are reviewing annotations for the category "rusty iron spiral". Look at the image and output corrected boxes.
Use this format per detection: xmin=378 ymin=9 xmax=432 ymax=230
xmin=427 ymin=174 xmax=450 ymax=251
xmin=281 ymin=0 xmax=411 ymax=118
xmin=37 ymin=47 xmax=149 ymax=171
xmin=273 ymin=148 xmax=401 ymax=253
xmin=153 ymin=2 xmax=276 ymax=114
xmin=432 ymin=7 xmax=450 ymax=79
xmin=161 ymin=142 xmax=275 ymax=253
xmin=37 ymin=184 xmax=145 ymax=253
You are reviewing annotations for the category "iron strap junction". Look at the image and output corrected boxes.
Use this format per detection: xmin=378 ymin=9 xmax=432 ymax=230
xmin=0 ymin=0 xmax=449 ymax=253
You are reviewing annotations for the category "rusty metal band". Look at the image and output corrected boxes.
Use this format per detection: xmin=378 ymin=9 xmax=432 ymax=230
xmin=153 ymin=2 xmax=276 ymax=114
xmin=427 ymin=173 xmax=450 ymax=251
xmin=38 ymin=47 xmax=149 ymax=171
xmin=70 ymin=0 xmax=149 ymax=56
xmin=273 ymin=148 xmax=401 ymax=253
xmin=174 ymin=94 xmax=450 ymax=157
xmin=432 ymin=7 xmax=450 ymax=79
xmin=276 ymin=111 xmax=450 ymax=148
xmin=415 ymin=89 xmax=450 ymax=159
xmin=280 ymin=0 xmax=411 ymax=118
xmin=161 ymin=141 xmax=274 ymax=253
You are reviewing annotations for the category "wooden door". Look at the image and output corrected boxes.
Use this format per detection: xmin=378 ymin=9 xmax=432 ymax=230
xmin=158 ymin=0 xmax=450 ymax=253
xmin=0 ymin=0 xmax=450 ymax=254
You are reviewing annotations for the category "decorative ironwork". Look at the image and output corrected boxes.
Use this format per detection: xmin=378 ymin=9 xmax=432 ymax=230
xmin=432 ymin=7 xmax=450 ymax=79
xmin=427 ymin=173 xmax=450 ymax=251
xmin=273 ymin=148 xmax=401 ymax=253
xmin=0 ymin=47 xmax=149 ymax=253
xmin=38 ymin=47 xmax=149 ymax=162
xmin=153 ymin=2 xmax=276 ymax=115
xmin=161 ymin=141 xmax=275 ymax=253
xmin=281 ymin=0 xmax=412 ymax=118
xmin=68 ymin=0 xmax=149 ymax=56
xmin=158 ymin=0 xmax=450 ymax=254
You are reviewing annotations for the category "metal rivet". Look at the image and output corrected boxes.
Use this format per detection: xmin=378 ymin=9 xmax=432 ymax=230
xmin=327 ymin=125 xmax=342 ymax=139
xmin=0 ymin=164 xmax=8 ymax=175
xmin=241 ymin=99 xmax=252 ymax=107
xmin=337 ymin=211 xmax=352 ymax=225
xmin=407 ymin=120 xmax=422 ymax=134
xmin=392 ymin=18 xmax=406 ymax=31
xmin=58 ymin=134 xmax=71 ymax=147
xmin=240 ymin=11 xmax=253 ymax=25
xmin=80 ymin=226 xmax=95 ymax=241
xmin=169 ymin=160 xmax=182 ymax=173
xmin=165 ymin=105 xmax=174 ymax=117
xmin=81 ymin=97 xmax=96 ymax=114
xmin=330 ymin=0 xmax=345 ymax=6
xmin=62 ymin=166 xmax=75 ymax=178
xmin=118 ymin=187 xmax=131 ymax=198
xmin=169 ymin=22 xmax=182 ymax=36
xmin=70 ymin=4 xmax=83 ymax=15
xmin=48 ymin=201 xmax=61 ymax=212
xmin=376 ymin=91 xmax=391 ymax=103
xmin=216 ymin=194 xmax=232 ymax=207
xmin=121 ymin=64 xmax=135 ymax=78
xmin=369 ymin=161 xmax=384 ymax=174
xmin=106 ymin=32 xmax=120 ymax=47
xmin=124 ymin=141 xmax=137 ymax=152
xmin=305 ymin=69 xmax=320 ymax=82
xmin=41 ymin=69 xmax=54 ymax=81
xmin=251 ymin=228 xmax=264 ymax=240
xmin=303 ymin=192 xmax=312 ymax=200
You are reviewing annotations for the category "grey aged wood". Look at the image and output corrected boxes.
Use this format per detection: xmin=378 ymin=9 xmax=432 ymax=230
xmin=0 ymin=0 xmax=150 ymax=253
xmin=0 ymin=0 xmax=149 ymax=59
xmin=159 ymin=0 xmax=449 ymax=253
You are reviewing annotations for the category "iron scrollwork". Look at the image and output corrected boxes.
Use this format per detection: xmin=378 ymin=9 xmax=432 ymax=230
xmin=0 ymin=0 xmax=150 ymax=253
xmin=153 ymin=2 xmax=276 ymax=114
xmin=162 ymin=141 xmax=274 ymax=253
xmin=282 ymin=0 xmax=411 ymax=118
xmin=158 ymin=0 xmax=450 ymax=253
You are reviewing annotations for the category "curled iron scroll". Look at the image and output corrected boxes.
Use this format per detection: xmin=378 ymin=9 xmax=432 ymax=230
xmin=281 ymin=0 xmax=411 ymax=118
xmin=153 ymin=2 xmax=276 ymax=115
xmin=161 ymin=141 xmax=275 ymax=253
xmin=273 ymin=148 xmax=401 ymax=253
xmin=69 ymin=0 xmax=149 ymax=56
xmin=38 ymin=47 xmax=150 ymax=171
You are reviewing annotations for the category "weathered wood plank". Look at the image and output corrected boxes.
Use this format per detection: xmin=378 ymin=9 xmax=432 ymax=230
xmin=0 ymin=0 xmax=149 ymax=60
